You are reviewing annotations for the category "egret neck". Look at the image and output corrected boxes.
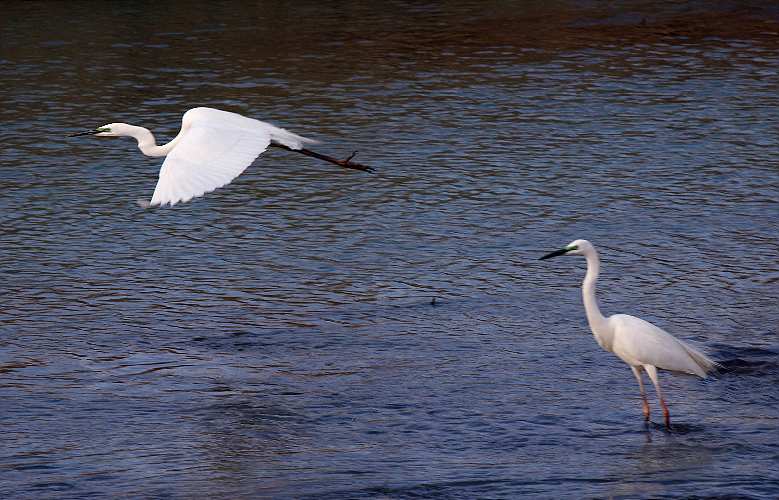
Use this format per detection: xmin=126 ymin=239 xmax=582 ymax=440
xmin=581 ymin=246 xmax=612 ymax=349
xmin=124 ymin=125 xmax=182 ymax=157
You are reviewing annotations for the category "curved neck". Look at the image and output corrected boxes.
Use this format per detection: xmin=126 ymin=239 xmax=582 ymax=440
xmin=122 ymin=124 xmax=178 ymax=157
xmin=582 ymin=248 xmax=608 ymax=335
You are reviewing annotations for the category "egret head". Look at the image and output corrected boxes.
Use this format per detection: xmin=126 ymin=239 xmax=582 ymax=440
xmin=540 ymin=239 xmax=593 ymax=260
xmin=69 ymin=123 xmax=129 ymax=138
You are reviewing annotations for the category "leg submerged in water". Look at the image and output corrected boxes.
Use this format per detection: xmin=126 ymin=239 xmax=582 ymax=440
xmin=644 ymin=365 xmax=671 ymax=429
xmin=631 ymin=365 xmax=651 ymax=422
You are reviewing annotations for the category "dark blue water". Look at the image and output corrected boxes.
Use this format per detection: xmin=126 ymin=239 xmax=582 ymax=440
xmin=2 ymin=1 xmax=778 ymax=498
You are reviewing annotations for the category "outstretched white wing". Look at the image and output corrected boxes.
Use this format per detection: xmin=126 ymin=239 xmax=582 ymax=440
xmin=149 ymin=121 xmax=271 ymax=207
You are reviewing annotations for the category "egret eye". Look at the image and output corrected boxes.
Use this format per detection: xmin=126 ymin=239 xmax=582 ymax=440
xmin=566 ymin=244 xmax=578 ymax=251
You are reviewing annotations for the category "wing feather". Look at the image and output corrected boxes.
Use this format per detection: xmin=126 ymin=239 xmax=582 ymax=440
xmin=149 ymin=118 xmax=272 ymax=207
xmin=610 ymin=314 xmax=717 ymax=377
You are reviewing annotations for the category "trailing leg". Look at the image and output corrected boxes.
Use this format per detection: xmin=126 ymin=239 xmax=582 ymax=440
xmin=270 ymin=143 xmax=374 ymax=172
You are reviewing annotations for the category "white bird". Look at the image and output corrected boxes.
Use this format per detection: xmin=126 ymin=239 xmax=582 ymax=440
xmin=70 ymin=107 xmax=373 ymax=207
xmin=540 ymin=239 xmax=718 ymax=428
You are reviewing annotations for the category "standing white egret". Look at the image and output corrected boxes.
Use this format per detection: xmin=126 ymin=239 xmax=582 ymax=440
xmin=69 ymin=107 xmax=373 ymax=207
xmin=540 ymin=239 xmax=718 ymax=428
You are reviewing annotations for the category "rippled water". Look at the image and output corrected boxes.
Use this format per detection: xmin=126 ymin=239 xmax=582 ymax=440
xmin=2 ymin=1 xmax=778 ymax=498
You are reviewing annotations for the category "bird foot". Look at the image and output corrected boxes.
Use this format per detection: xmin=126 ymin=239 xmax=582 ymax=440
xmin=337 ymin=151 xmax=374 ymax=173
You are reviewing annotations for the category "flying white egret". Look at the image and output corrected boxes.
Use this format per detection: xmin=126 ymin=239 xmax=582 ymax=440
xmin=69 ymin=107 xmax=373 ymax=207
xmin=540 ymin=239 xmax=719 ymax=428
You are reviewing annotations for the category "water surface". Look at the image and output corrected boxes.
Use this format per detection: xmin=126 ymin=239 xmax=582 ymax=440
xmin=1 ymin=1 xmax=778 ymax=498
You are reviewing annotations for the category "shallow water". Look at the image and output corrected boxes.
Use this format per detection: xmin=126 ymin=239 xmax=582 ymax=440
xmin=1 ymin=1 xmax=778 ymax=498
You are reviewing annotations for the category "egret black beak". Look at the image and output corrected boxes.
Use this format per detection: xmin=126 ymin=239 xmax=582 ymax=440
xmin=540 ymin=248 xmax=570 ymax=260
xmin=68 ymin=130 xmax=99 ymax=137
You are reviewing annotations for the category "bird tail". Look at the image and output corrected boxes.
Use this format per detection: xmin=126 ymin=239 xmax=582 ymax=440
xmin=267 ymin=124 xmax=319 ymax=150
xmin=682 ymin=342 xmax=722 ymax=377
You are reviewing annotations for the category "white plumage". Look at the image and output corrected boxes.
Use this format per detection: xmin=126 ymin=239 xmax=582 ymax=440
xmin=609 ymin=314 xmax=715 ymax=377
xmin=74 ymin=107 xmax=318 ymax=206
xmin=541 ymin=239 xmax=719 ymax=427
